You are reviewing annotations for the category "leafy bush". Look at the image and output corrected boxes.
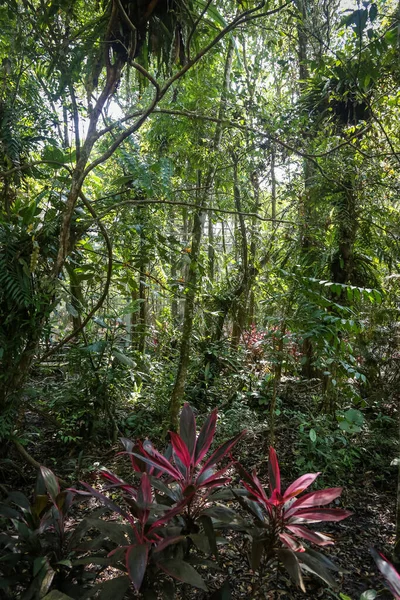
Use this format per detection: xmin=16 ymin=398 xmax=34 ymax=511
xmin=0 ymin=466 xmax=82 ymax=599
xmin=77 ymin=403 xmax=245 ymax=596
xmin=1 ymin=405 xmax=354 ymax=598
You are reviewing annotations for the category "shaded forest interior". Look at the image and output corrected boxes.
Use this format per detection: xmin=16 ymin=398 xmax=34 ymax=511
xmin=1 ymin=0 xmax=400 ymax=598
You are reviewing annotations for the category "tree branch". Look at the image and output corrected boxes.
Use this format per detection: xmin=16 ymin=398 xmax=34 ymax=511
xmin=39 ymin=192 xmax=113 ymax=362
xmin=97 ymin=197 xmax=296 ymax=224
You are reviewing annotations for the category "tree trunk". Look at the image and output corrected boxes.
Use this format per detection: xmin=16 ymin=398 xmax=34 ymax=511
xmin=169 ymin=41 xmax=234 ymax=429
xmin=169 ymin=171 xmax=204 ymax=430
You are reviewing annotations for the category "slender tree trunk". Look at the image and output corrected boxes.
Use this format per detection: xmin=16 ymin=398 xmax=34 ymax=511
xmin=231 ymin=154 xmax=249 ymax=349
xmin=394 ymin=401 xmax=400 ymax=565
xmin=208 ymin=212 xmax=215 ymax=282
xmin=296 ymin=0 xmax=317 ymax=379
xmin=331 ymin=186 xmax=358 ymax=288
xmin=269 ymin=321 xmax=285 ymax=446
xmin=271 ymin=147 xmax=277 ymax=221
xmin=169 ymin=41 xmax=234 ymax=429
xmin=169 ymin=171 xmax=204 ymax=430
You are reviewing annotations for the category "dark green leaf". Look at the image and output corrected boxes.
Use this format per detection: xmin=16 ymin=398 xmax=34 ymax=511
xmin=199 ymin=514 xmax=219 ymax=559
xmin=112 ymin=350 xmax=135 ymax=367
xmin=157 ymin=559 xmax=208 ymax=591
xmin=127 ymin=543 xmax=148 ymax=591
xmin=369 ymin=3 xmax=377 ymax=21
xmin=278 ymin=549 xmax=305 ymax=592
xmin=251 ymin=537 xmax=264 ymax=571
xmin=299 ymin=550 xmax=338 ymax=588
xmin=40 ymin=466 xmax=60 ymax=503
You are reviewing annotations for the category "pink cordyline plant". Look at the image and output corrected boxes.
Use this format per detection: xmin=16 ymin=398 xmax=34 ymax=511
xmin=235 ymin=447 xmax=352 ymax=591
xmin=370 ymin=548 xmax=400 ymax=599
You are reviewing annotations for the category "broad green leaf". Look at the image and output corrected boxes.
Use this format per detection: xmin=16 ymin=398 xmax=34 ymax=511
xmin=40 ymin=466 xmax=60 ymax=504
xmin=158 ymin=559 xmax=208 ymax=591
xmin=112 ymin=350 xmax=135 ymax=367
xmin=360 ymin=591 xmax=377 ymax=600
xmin=278 ymin=549 xmax=305 ymax=592
xmin=127 ymin=544 xmax=148 ymax=591
xmin=42 ymin=145 xmax=66 ymax=165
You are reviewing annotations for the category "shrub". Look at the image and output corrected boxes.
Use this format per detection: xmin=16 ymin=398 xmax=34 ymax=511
xmin=77 ymin=403 xmax=246 ymax=596
xmin=235 ymin=447 xmax=352 ymax=592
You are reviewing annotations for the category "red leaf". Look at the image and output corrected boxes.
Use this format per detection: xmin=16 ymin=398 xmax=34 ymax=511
xmin=285 ymin=487 xmax=343 ymax=518
xmin=153 ymin=535 xmax=186 ymax=553
xmin=286 ymin=525 xmax=334 ymax=546
xmin=240 ymin=467 xmax=270 ymax=506
xmin=79 ymin=482 xmax=135 ymax=525
xmin=150 ymin=495 xmax=193 ymax=530
xmin=194 ymin=409 xmax=218 ymax=466
xmin=170 ymin=431 xmax=192 ymax=470
xmin=126 ymin=543 xmax=148 ymax=591
xmin=197 ymin=463 xmax=230 ymax=484
xmin=137 ymin=473 xmax=152 ymax=509
xmin=131 ymin=451 xmax=182 ymax=481
xmin=200 ymin=430 xmax=245 ymax=475
xmin=179 ymin=403 xmax=196 ymax=459
xmin=100 ymin=470 xmax=137 ymax=495
xmin=288 ymin=508 xmax=352 ymax=524
xmin=283 ymin=472 xmax=321 ymax=500
xmin=268 ymin=447 xmax=281 ymax=494
xmin=279 ymin=532 xmax=305 ymax=552
xmin=371 ymin=548 xmax=400 ymax=599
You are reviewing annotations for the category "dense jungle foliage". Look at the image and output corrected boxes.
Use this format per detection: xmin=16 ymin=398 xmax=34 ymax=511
xmin=1 ymin=0 xmax=400 ymax=598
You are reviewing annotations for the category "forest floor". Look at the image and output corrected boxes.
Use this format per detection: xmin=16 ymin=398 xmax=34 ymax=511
xmin=3 ymin=378 xmax=397 ymax=600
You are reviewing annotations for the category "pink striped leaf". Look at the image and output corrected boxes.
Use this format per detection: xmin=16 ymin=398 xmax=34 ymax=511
xmin=235 ymin=461 xmax=256 ymax=488
xmin=79 ymin=482 xmax=134 ymax=525
xmin=371 ymin=548 xmax=400 ymax=599
xmin=131 ymin=451 xmax=182 ymax=481
xmin=119 ymin=439 xmax=153 ymax=474
xmin=241 ymin=481 xmax=267 ymax=503
xmin=153 ymin=535 xmax=186 ymax=553
xmin=126 ymin=543 xmax=148 ymax=591
xmin=170 ymin=431 xmax=192 ymax=470
xmin=200 ymin=477 xmax=232 ymax=489
xmin=283 ymin=472 xmax=321 ymax=500
xmin=150 ymin=495 xmax=194 ymax=530
xmin=285 ymin=487 xmax=343 ymax=518
xmin=100 ymin=470 xmax=137 ymax=495
xmin=286 ymin=525 xmax=334 ymax=546
xmin=278 ymin=548 xmax=305 ymax=592
xmin=288 ymin=508 xmax=353 ymax=524
xmin=179 ymin=403 xmax=196 ymax=459
xmin=268 ymin=447 xmax=281 ymax=494
xmin=137 ymin=473 xmax=152 ymax=508
xmin=200 ymin=431 xmax=245 ymax=475
xmin=197 ymin=463 xmax=231 ymax=485
xmin=194 ymin=409 xmax=218 ymax=466
xmin=279 ymin=532 xmax=305 ymax=552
